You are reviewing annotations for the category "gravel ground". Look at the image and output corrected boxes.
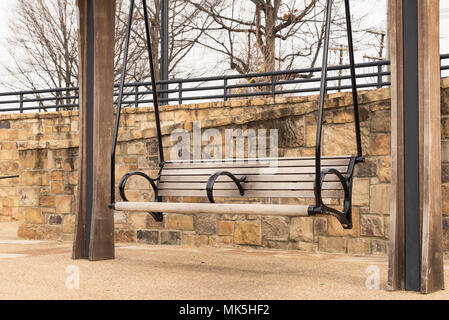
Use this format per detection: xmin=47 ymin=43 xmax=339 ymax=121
xmin=1 ymin=221 xmax=448 ymax=300
xmin=0 ymin=237 xmax=448 ymax=300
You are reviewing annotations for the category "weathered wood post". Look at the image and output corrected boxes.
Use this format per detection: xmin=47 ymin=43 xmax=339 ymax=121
xmin=73 ymin=0 xmax=116 ymax=261
xmin=388 ymin=0 xmax=444 ymax=293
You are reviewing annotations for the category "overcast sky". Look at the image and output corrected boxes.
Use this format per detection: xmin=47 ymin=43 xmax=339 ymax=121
xmin=0 ymin=0 xmax=448 ymax=92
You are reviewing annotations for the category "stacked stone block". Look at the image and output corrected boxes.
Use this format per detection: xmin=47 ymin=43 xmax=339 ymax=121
xmin=4 ymin=79 xmax=449 ymax=256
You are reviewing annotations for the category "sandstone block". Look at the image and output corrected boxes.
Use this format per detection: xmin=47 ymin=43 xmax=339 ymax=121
xmin=209 ymin=235 xmax=233 ymax=247
xmin=22 ymin=171 xmax=49 ymax=186
xmin=443 ymin=218 xmax=449 ymax=251
xmin=347 ymin=238 xmax=371 ymax=255
xmin=442 ymin=118 xmax=449 ymax=139
xmin=263 ymin=240 xmax=289 ymax=250
xmin=295 ymin=241 xmax=318 ymax=252
xmin=289 ymin=217 xmax=313 ymax=242
xmin=137 ymin=230 xmax=159 ymax=244
xmin=68 ymin=172 xmax=78 ymax=185
xmin=379 ymin=157 xmax=391 ymax=183
xmin=371 ymin=134 xmax=390 ymax=156
xmin=442 ymin=140 xmax=449 ymax=162
xmin=333 ymin=109 xmax=354 ymax=124
xmin=313 ymin=217 xmax=327 ymax=236
xmin=114 ymin=211 xmax=128 ymax=224
xmin=161 ymin=231 xmax=181 ymax=245
xmin=195 ymin=214 xmax=217 ymax=235
xmin=62 ymin=215 xmax=75 ymax=233
xmin=39 ymin=195 xmax=55 ymax=208
xmin=115 ymin=230 xmax=135 ymax=243
xmin=262 ymin=216 xmax=289 ymax=241
xmin=443 ymin=164 xmax=449 ymax=183
xmin=129 ymin=213 xmax=146 ymax=229
xmin=36 ymin=226 xmax=61 ymax=240
xmin=318 ymin=237 xmax=347 ymax=253
xmin=167 ymin=214 xmax=195 ymax=231
xmin=51 ymin=170 xmax=64 ymax=181
xmin=218 ymin=221 xmax=234 ymax=236
xmin=146 ymin=215 xmax=165 ymax=229
xmin=51 ymin=182 xmax=63 ymax=194
xmin=18 ymin=227 xmax=36 ymax=240
xmin=182 ymin=234 xmax=209 ymax=247
xmin=354 ymin=159 xmax=377 ymax=177
xmin=305 ymin=126 xmax=316 ymax=147
xmin=55 ymin=196 xmax=72 ymax=214
xmin=234 ymin=221 xmax=261 ymax=246
xmin=369 ymin=184 xmax=390 ymax=214
xmin=371 ymin=110 xmax=391 ymax=133
xmin=25 ymin=208 xmax=44 ymax=224
xmin=352 ymin=178 xmax=370 ymax=206
xmin=323 ymin=124 xmax=369 ymax=156
xmin=360 ymin=215 xmax=384 ymax=237
xmin=443 ymin=185 xmax=449 ymax=216
xmin=18 ymin=188 xmax=39 ymax=207
xmin=48 ymin=215 xmax=62 ymax=225
xmin=371 ymin=239 xmax=388 ymax=255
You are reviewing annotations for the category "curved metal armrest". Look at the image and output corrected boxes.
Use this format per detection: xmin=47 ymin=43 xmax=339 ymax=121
xmin=206 ymin=171 xmax=246 ymax=203
xmin=118 ymin=171 xmax=163 ymax=222
xmin=319 ymin=168 xmax=350 ymax=197
xmin=119 ymin=171 xmax=160 ymax=201
xmin=313 ymin=168 xmax=352 ymax=229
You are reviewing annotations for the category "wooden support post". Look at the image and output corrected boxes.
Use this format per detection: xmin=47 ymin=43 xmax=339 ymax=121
xmin=388 ymin=0 xmax=444 ymax=293
xmin=73 ymin=0 xmax=116 ymax=261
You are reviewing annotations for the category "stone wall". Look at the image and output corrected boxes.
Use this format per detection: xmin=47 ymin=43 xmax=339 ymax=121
xmin=0 ymin=112 xmax=78 ymax=222
xmin=6 ymin=78 xmax=449 ymax=255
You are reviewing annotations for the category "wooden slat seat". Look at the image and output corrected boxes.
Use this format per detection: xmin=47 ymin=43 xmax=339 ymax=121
xmin=115 ymin=155 xmax=358 ymax=228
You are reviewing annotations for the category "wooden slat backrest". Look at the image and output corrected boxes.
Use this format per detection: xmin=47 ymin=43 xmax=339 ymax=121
xmin=157 ymin=189 xmax=344 ymax=198
xmin=163 ymin=157 xmax=351 ymax=169
xmin=157 ymin=156 xmax=351 ymax=199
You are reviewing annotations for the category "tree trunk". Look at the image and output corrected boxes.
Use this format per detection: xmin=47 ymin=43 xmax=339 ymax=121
xmin=264 ymin=4 xmax=276 ymax=73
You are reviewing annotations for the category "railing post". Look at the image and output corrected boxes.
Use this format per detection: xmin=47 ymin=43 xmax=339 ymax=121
xmin=271 ymin=75 xmax=276 ymax=97
xmin=76 ymin=87 xmax=80 ymax=110
xmin=135 ymin=84 xmax=139 ymax=108
xmin=224 ymin=79 xmax=228 ymax=101
xmin=377 ymin=63 xmax=383 ymax=88
xmin=19 ymin=92 xmax=24 ymax=114
xmin=178 ymin=81 xmax=183 ymax=105
xmin=55 ymin=91 xmax=60 ymax=111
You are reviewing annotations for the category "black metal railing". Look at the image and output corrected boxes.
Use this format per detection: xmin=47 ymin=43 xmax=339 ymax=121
xmin=0 ymin=53 xmax=448 ymax=114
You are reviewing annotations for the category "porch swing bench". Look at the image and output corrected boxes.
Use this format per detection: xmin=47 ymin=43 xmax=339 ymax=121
xmin=110 ymin=0 xmax=363 ymax=230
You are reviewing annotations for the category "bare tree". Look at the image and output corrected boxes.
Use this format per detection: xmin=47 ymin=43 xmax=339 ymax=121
xmin=185 ymin=0 xmax=364 ymax=76
xmin=120 ymin=0 xmax=212 ymax=83
xmin=1 ymin=0 xmax=79 ymax=91
xmin=0 ymin=0 xmax=208 ymax=93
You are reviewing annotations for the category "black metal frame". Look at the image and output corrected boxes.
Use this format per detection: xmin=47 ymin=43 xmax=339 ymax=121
xmin=111 ymin=0 xmax=364 ymax=229
xmin=0 ymin=175 xmax=19 ymax=180
xmin=311 ymin=156 xmax=358 ymax=229
xmin=160 ymin=0 xmax=169 ymax=105
xmin=308 ymin=0 xmax=364 ymax=229
xmin=118 ymin=165 xmax=165 ymax=222
xmin=110 ymin=0 xmax=165 ymax=212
